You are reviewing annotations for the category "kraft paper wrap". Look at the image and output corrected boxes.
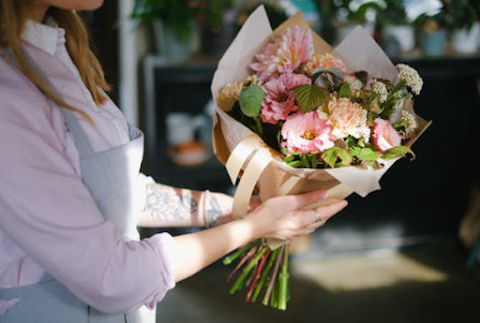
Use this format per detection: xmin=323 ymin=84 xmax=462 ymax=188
xmin=211 ymin=6 xmax=431 ymax=248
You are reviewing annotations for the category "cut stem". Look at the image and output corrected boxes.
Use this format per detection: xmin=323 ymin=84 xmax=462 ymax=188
xmin=262 ymin=244 xmax=285 ymax=306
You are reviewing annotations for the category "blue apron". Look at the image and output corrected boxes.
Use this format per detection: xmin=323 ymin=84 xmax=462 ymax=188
xmin=0 ymin=50 xmax=155 ymax=323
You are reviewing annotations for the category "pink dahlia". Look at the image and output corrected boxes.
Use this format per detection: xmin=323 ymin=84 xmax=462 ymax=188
xmin=260 ymin=72 xmax=311 ymax=124
xmin=250 ymin=26 xmax=314 ymax=81
xmin=372 ymin=118 xmax=402 ymax=153
xmin=281 ymin=111 xmax=334 ymax=154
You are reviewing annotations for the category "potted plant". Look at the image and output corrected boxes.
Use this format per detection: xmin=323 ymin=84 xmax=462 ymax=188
xmin=415 ymin=7 xmax=450 ymax=57
xmin=196 ymin=0 xmax=235 ymax=58
xmin=444 ymin=0 xmax=480 ymax=54
xmin=130 ymin=0 xmax=202 ymax=63
xmin=319 ymin=0 xmax=381 ymax=43
xmin=376 ymin=0 xmax=416 ymax=53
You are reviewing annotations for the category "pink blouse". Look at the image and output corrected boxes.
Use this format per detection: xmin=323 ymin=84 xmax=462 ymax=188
xmin=0 ymin=20 xmax=175 ymax=314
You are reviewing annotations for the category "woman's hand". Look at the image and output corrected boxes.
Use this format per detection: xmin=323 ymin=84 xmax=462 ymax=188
xmin=171 ymin=189 xmax=347 ymax=282
xmin=244 ymin=189 xmax=348 ymax=241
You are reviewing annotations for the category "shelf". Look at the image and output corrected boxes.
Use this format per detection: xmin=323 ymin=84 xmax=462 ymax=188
xmin=142 ymin=55 xmax=230 ymax=192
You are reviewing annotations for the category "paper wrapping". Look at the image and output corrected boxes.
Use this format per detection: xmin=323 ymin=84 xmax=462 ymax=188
xmin=211 ymin=5 xmax=431 ymax=221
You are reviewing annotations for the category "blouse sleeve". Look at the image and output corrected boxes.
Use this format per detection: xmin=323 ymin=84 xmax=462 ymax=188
xmin=0 ymin=89 xmax=176 ymax=313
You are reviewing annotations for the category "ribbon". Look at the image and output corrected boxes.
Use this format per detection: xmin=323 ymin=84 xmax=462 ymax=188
xmin=226 ymin=133 xmax=272 ymax=218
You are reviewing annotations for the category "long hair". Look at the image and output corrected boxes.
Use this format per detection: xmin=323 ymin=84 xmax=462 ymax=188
xmin=0 ymin=0 xmax=110 ymax=113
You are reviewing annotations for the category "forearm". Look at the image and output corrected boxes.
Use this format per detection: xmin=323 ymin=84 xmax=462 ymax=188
xmin=171 ymin=217 xmax=257 ymax=282
xmin=137 ymin=182 xmax=232 ymax=228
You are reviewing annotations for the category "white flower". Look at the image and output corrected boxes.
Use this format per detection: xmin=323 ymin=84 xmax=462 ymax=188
xmin=348 ymin=79 xmax=363 ymax=92
xmin=396 ymin=64 xmax=423 ymax=95
xmin=372 ymin=80 xmax=388 ymax=103
xmin=401 ymin=110 xmax=418 ymax=140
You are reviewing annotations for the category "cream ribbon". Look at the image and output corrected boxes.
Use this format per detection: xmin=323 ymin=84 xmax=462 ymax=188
xmin=226 ymin=133 xmax=271 ymax=219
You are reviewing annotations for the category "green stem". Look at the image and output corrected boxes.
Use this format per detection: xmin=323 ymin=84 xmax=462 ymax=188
xmin=277 ymin=243 xmax=290 ymax=310
xmin=262 ymin=244 xmax=285 ymax=306
xmin=251 ymin=247 xmax=279 ymax=303
xmin=254 ymin=116 xmax=264 ymax=136
xmin=223 ymin=241 xmax=256 ymax=265
xmin=246 ymin=247 xmax=271 ymax=302
xmin=226 ymin=244 xmax=258 ymax=282
xmin=229 ymin=243 xmax=269 ymax=295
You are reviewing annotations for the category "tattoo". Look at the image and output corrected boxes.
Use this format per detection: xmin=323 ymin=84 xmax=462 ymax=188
xmin=145 ymin=184 xmax=198 ymax=223
xmin=205 ymin=194 xmax=223 ymax=227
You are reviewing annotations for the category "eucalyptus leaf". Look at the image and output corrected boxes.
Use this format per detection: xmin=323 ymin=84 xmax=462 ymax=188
xmin=239 ymin=84 xmax=265 ymax=118
xmin=292 ymin=84 xmax=329 ymax=112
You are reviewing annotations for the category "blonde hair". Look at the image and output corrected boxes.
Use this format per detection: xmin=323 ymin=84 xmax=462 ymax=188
xmin=0 ymin=0 xmax=110 ymax=113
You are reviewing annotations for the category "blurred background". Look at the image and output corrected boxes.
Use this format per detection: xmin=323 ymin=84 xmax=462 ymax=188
xmin=84 ymin=0 xmax=480 ymax=321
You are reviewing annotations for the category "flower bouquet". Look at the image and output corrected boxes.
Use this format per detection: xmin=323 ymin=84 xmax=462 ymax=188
xmin=211 ymin=5 xmax=431 ymax=310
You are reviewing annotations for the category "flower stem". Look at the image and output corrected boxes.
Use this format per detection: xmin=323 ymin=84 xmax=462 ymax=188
xmin=262 ymin=244 xmax=285 ymax=306
xmin=246 ymin=247 xmax=271 ymax=302
xmin=223 ymin=241 xmax=256 ymax=266
xmin=251 ymin=247 xmax=279 ymax=303
xmin=277 ymin=243 xmax=290 ymax=310
xmin=229 ymin=243 xmax=268 ymax=294
xmin=226 ymin=244 xmax=258 ymax=283
xmin=254 ymin=117 xmax=264 ymax=136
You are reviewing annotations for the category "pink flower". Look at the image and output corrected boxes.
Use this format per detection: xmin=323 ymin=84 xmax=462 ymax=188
xmin=250 ymin=26 xmax=314 ymax=81
xmin=327 ymin=97 xmax=370 ymax=142
xmin=260 ymin=72 xmax=311 ymax=124
xmin=372 ymin=118 xmax=402 ymax=152
xmin=281 ymin=111 xmax=334 ymax=154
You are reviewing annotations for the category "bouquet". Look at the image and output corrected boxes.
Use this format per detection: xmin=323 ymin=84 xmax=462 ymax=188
xmin=211 ymin=5 xmax=431 ymax=310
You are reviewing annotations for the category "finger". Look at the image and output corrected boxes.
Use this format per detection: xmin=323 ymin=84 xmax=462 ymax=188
xmin=303 ymin=199 xmax=348 ymax=230
xmin=288 ymin=189 xmax=329 ymax=210
xmin=314 ymin=199 xmax=348 ymax=222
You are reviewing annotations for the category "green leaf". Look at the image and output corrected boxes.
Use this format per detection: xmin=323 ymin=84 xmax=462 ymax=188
xmin=321 ymin=147 xmax=353 ymax=168
xmin=357 ymin=147 xmax=380 ymax=162
xmin=286 ymin=160 xmax=303 ymax=168
xmin=292 ymin=84 xmax=329 ymax=113
xmin=239 ymin=84 xmax=265 ymax=118
xmin=338 ymin=82 xmax=352 ymax=98
xmin=381 ymin=145 xmax=416 ymax=160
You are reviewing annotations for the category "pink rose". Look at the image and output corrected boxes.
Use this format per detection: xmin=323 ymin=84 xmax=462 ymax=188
xmin=281 ymin=111 xmax=334 ymax=154
xmin=372 ymin=118 xmax=402 ymax=152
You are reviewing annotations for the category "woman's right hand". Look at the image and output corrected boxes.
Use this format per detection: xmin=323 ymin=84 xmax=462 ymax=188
xmin=244 ymin=189 xmax=348 ymax=241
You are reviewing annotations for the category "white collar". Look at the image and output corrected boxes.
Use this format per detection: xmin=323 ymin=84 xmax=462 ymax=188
xmin=21 ymin=19 xmax=63 ymax=56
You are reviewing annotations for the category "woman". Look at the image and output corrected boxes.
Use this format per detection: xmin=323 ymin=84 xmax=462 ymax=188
xmin=0 ymin=0 xmax=348 ymax=322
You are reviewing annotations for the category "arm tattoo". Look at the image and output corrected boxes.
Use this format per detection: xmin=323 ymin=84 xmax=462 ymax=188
xmin=205 ymin=193 xmax=223 ymax=227
xmin=144 ymin=184 xmax=198 ymax=223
